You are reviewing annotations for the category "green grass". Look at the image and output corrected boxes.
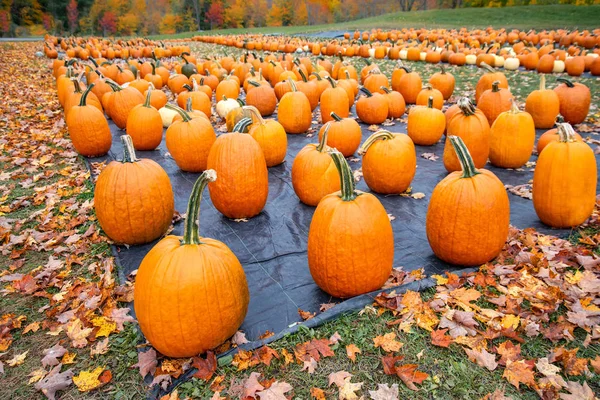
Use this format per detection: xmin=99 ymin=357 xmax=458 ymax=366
xmin=148 ymin=5 xmax=600 ymax=40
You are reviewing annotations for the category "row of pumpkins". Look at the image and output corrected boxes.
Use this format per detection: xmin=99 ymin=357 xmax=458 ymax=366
xmin=53 ymin=47 xmax=597 ymax=358
xmin=192 ymin=29 xmax=600 ymax=76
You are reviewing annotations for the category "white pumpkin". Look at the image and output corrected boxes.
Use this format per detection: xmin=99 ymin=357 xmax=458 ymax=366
xmin=419 ymin=52 xmax=427 ymax=61
xmin=553 ymin=60 xmax=565 ymax=73
xmin=158 ymin=106 xmax=178 ymax=128
xmin=494 ymin=55 xmax=505 ymax=68
xmin=400 ymin=49 xmax=408 ymax=60
xmin=368 ymin=48 xmax=375 ymax=58
xmin=465 ymin=54 xmax=477 ymax=65
xmin=504 ymin=57 xmax=520 ymax=71
xmin=216 ymin=96 xmax=241 ymax=119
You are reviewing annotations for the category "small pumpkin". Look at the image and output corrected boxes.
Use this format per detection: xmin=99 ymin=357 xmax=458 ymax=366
xmin=381 ymin=87 xmax=405 ymax=119
xmin=407 ymin=96 xmax=445 ymax=146
xmin=359 ymin=130 xmax=416 ymax=194
xmin=320 ymin=77 xmax=349 ymax=123
xmin=427 ymin=136 xmax=509 ymax=266
xmin=553 ymin=78 xmax=591 ymax=125
xmin=94 ymin=135 xmax=174 ymax=245
xmin=356 ymin=87 xmax=388 ymax=125
xmin=489 ymin=100 xmax=535 ymax=169
xmin=291 ymin=123 xmax=340 ymax=206
xmin=126 ymin=89 xmax=163 ymax=151
xmin=143 ymin=83 xmax=168 ymax=110
xmin=133 ymin=169 xmax=249 ymax=358
xmin=105 ymin=80 xmax=145 ymax=130
xmin=475 ymin=63 xmax=508 ymax=104
xmin=318 ymin=112 xmax=361 ymax=157
xmin=177 ymin=79 xmax=212 ymax=118
xmin=429 ymin=65 xmax=455 ymax=100
xmin=397 ymin=66 xmax=422 ymax=104
xmin=207 ymin=118 xmax=269 ymax=219
xmin=165 ymin=104 xmax=216 ymax=172
xmin=308 ymin=150 xmax=393 ymax=298
xmin=245 ymin=106 xmax=287 ymax=167
xmin=477 ymin=81 xmax=513 ymax=126
xmin=536 ymin=117 xmax=583 ymax=154
xmin=533 ymin=123 xmax=597 ymax=228
xmin=216 ymin=96 xmax=242 ymax=119
xmin=416 ymin=84 xmax=444 ymax=110
xmin=525 ymin=75 xmax=560 ymax=129
xmin=278 ymin=80 xmax=312 ymax=134
xmin=245 ymin=80 xmax=277 ymax=117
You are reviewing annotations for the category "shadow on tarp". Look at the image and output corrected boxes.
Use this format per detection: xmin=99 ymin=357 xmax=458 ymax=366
xmin=85 ymin=106 xmax=597 ymax=399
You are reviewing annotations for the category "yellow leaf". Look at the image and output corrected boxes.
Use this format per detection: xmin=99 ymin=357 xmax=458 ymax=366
xmin=28 ymin=368 xmax=47 ymax=384
xmin=73 ymin=367 xmax=104 ymax=392
xmin=565 ymin=270 xmax=583 ymax=285
xmin=373 ymin=332 xmax=403 ymax=353
xmin=92 ymin=316 xmax=117 ymax=338
xmin=62 ymin=352 xmax=77 ymax=365
xmin=501 ymin=314 xmax=520 ymax=330
xmin=432 ymin=274 xmax=448 ymax=285
xmin=7 ymin=350 xmax=28 ymax=367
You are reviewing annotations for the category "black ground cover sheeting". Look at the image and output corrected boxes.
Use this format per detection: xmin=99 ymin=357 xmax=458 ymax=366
xmin=87 ymin=105 xmax=599 ymax=396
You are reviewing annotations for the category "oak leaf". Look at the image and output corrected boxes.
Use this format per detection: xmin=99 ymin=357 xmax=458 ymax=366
xmin=463 ymin=347 xmax=498 ymax=371
xmin=34 ymin=364 xmax=73 ymax=400
xmin=369 ymin=383 xmax=399 ymax=400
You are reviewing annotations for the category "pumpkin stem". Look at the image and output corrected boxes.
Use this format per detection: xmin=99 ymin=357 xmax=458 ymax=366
xmin=448 ymin=136 xmax=480 ymax=179
xmin=381 ymin=86 xmax=392 ymax=94
xmin=71 ymin=77 xmax=83 ymax=94
xmin=556 ymin=77 xmax=575 ymax=88
xmin=345 ymin=70 xmax=351 ymax=80
xmin=329 ymin=149 xmax=357 ymax=202
xmin=105 ymin=79 xmax=123 ymax=92
xmin=326 ymin=76 xmax=336 ymax=88
xmin=79 ymin=83 xmax=95 ymax=107
xmin=509 ymin=98 xmax=520 ymax=114
xmin=185 ymin=97 xmax=194 ymax=113
xmin=480 ymin=62 xmax=496 ymax=73
xmin=182 ymin=169 xmax=217 ymax=246
xmin=298 ymin=68 xmax=308 ymax=82
xmin=539 ymin=74 xmax=546 ymax=91
xmin=316 ymin=122 xmax=331 ymax=153
xmin=491 ymin=81 xmax=500 ymax=92
xmin=165 ymin=103 xmax=191 ymax=122
xmin=120 ymin=135 xmax=139 ymax=163
xmin=457 ymin=97 xmax=476 ymax=116
xmin=288 ymin=79 xmax=298 ymax=92
xmin=555 ymin=115 xmax=564 ymax=125
xmin=182 ymin=84 xmax=193 ymax=92
xmin=359 ymin=130 xmax=395 ymax=155
xmin=143 ymin=88 xmax=152 ymax=108
xmin=248 ymin=80 xmax=261 ymax=88
xmin=557 ymin=123 xmax=576 ymax=143
xmin=439 ymin=65 xmax=446 ymax=74
xmin=330 ymin=112 xmax=343 ymax=122
xmin=151 ymin=62 xmax=156 ymax=75
xmin=310 ymin=72 xmax=322 ymax=81
xmin=427 ymin=96 xmax=434 ymax=108
xmin=233 ymin=117 xmax=253 ymax=133
xmin=236 ymin=98 xmax=246 ymax=107
xmin=359 ymin=86 xmax=373 ymax=97
xmin=243 ymin=105 xmax=265 ymax=125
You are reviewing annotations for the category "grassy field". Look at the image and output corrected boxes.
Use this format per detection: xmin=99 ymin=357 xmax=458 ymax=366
xmin=149 ymin=5 xmax=600 ymax=40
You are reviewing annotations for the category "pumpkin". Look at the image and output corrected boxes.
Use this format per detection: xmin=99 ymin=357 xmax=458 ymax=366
xmin=167 ymin=74 xmax=190 ymax=94
xmin=105 ymin=80 xmax=145 ymax=130
xmin=133 ymin=169 xmax=249 ymax=358
xmin=180 ymin=53 xmax=198 ymax=78
xmin=143 ymin=83 xmax=168 ymax=110
xmin=165 ymin=104 xmax=216 ymax=172
xmin=278 ymin=80 xmax=312 ymax=134
xmin=245 ymin=80 xmax=277 ymax=117
xmin=489 ymin=100 xmax=535 ymax=169
xmin=143 ymin=62 xmax=163 ymax=89
xmin=356 ymin=87 xmax=388 ymax=125
xmin=363 ymin=69 xmax=390 ymax=94
xmin=244 ymin=106 xmax=287 ymax=167
xmin=172 ymin=97 xmax=209 ymax=123
xmin=216 ymin=76 xmax=240 ymax=101
xmin=94 ymin=135 xmax=173 ymax=245
xmin=397 ymin=67 xmax=422 ymax=104
xmin=295 ymin=69 xmax=320 ymax=110
xmin=525 ymin=75 xmax=560 ymax=129
xmin=320 ymin=78 xmax=349 ymax=123
xmin=416 ymin=84 xmax=444 ymax=110
xmin=308 ymin=150 xmax=393 ymax=298
xmin=66 ymin=83 xmax=112 ymax=157
xmin=533 ymin=123 xmax=597 ymax=228
xmin=64 ymin=78 xmax=102 ymax=119
xmin=381 ymin=87 xmax=405 ymax=119
xmin=225 ymin=100 xmax=253 ymax=132
xmin=177 ymin=80 xmax=212 ymax=118
xmin=477 ymin=80 xmax=513 ymax=126
xmin=359 ymin=130 xmax=416 ymax=194
xmin=444 ymin=98 xmax=490 ymax=173
xmin=158 ymin=106 xmax=178 ymax=128
xmin=407 ymin=96 xmax=445 ymax=146
xmin=475 ymin=63 xmax=508 ymax=104
xmin=318 ymin=112 xmax=361 ymax=157
xmin=207 ymin=118 xmax=268 ymax=219
xmin=429 ymin=66 xmax=455 ymax=100
xmin=427 ymin=136 xmax=509 ymax=266
xmin=126 ymin=89 xmax=163 ymax=151
xmin=537 ymin=118 xmax=583 ymax=154
xmin=291 ymin=123 xmax=340 ymax=206
xmin=216 ymin=96 xmax=242 ymax=119
xmin=553 ymin=78 xmax=591 ymax=125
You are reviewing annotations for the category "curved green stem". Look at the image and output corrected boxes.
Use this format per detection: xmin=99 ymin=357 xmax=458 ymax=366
xmin=381 ymin=86 xmax=392 ymax=94
xmin=317 ymin=122 xmax=331 ymax=152
xmin=233 ymin=117 xmax=253 ymax=133
xmin=326 ymin=76 xmax=336 ymax=88
xmin=448 ymin=136 xmax=480 ymax=179
xmin=120 ymin=135 xmax=139 ymax=163
xmin=71 ymin=78 xmax=82 ymax=94
xmin=105 ymin=79 xmax=123 ymax=92
xmin=310 ymin=72 xmax=323 ymax=81
xmin=143 ymin=88 xmax=152 ymax=108
xmin=359 ymin=86 xmax=373 ymax=97
xmin=330 ymin=112 xmax=343 ymax=122
xmin=248 ymin=80 xmax=260 ymax=87
xmin=243 ymin=105 xmax=265 ymax=125
xmin=79 ymin=83 xmax=95 ymax=107
xmin=329 ymin=150 xmax=357 ymax=202
xmin=359 ymin=130 xmax=395 ymax=155
xmin=288 ymin=79 xmax=298 ymax=92
xmin=557 ymin=77 xmax=575 ymax=88
xmin=298 ymin=68 xmax=308 ymax=82
xmin=185 ymin=97 xmax=194 ymax=113
xmin=182 ymin=169 xmax=217 ymax=245
xmin=165 ymin=103 xmax=191 ymax=122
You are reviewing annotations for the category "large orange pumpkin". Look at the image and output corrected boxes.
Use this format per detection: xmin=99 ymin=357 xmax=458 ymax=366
xmin=134 ymin=169 xmax=249 ymax=358
xmin=489 ymin=100 xmax=535 ymax=169
xmin=525 ymin=75 xmax=560 ymax=129
xmin=278 ymin=80 xmax=312 ymax=134
xmin=245 ymin=106 xmax=287 ymax=167
xmin=553 ymin=78 xmax=591 ymax=125
xmin=408 ymin=96 xmax=445 ymax=146
xmin=126 ymin=89 xmax=163 ymax=151
xmin=427 ymin=136 xmax=509 ymax=266
xmin=308 ymin=150 xmax=393 ymax=298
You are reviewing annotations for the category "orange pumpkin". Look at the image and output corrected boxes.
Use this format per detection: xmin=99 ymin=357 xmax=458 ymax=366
xmin=278 ymin=80 xmax=312 ymax=134
xmin=489 ymin=100 xmax=535 ymax=168
xmin=408 ymin=96 xmax=445 ymax=146
xmin=126 ymin=89 xmax=163 ymax=151
xmin=318 ymin=112 xmax=361 ymax=157
xmin=553 ymin=78 xmax=591 ymax=125
xmin=525 ymin=75 xmax=560 ymax=129
xmin=477 ymin=81 xmax=513 ymax=126
xmin=356 ymin=87 xmax=388 ymax=125
xmin=245 ymin=106 xmax=287 ymax=167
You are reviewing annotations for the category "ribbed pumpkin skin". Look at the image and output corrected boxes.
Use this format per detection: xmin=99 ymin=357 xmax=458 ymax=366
xmin=308 ymin=192 xmax=393 ymax=298
xmin=66 ymin=105 xmax=112 ymax=157
xmin=444 ymin=107 xmax=490 ymax=172
xmin=533 ymin=140 xmax=597 ymax=228
xmin=166 ymin=118 xmax=216 ymax=172
xmin=362 ymin=134 xmax=416 ymax=194
xmin=477 ymin=87 xmax=513 ymax=126
xmin=134 ymin=237 xmax=249 ymax=357
xmin=278 ymin=91 xmax=312 ymax=134
xmin=318 ymin=118 xmax=361 ymax=157
xmin=177 ymin=91 xmax=212 ymax=118
xmin=108 ymin=87 xmax=144 ymax=129
xmin=207 ymin=133 xmax=268 ymax=219
xmin=426 ymin=169 xmax=509 ymax=266
xmin=291 ymin=144 xmax=340 ymax=206
xmin=525 ymin=76 xmax=560 ymax=129
xmin=356 ymin=93 xmax=388 ymax=125
xmin=94 ymin=160 xmax=174 ymax=244
xmin=407 ymin=106 xmax=445 ymax=146
xmin=249 ymin=120 xmax=287 ymax=167
xmin=320 ymin=87 xmax=349 ymax=123
xmin=489 ymin=108 xmax=535 ymax=169
xmin=126 ymin=104 xmax=163 ymax=151
xmin=553 ymin=81 xmax=591 ymax=125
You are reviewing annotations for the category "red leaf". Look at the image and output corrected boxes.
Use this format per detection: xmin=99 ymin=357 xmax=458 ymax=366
xmin=192 ymin=351 xmax=217 ymax=381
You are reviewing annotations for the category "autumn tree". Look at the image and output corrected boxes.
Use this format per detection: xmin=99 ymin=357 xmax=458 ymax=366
xmin=98 ymin=10 xmax=116 ymax=35
xmin=205 ymin=1 xmax=223 ymax=29
xmin=0 ymin=9 xmax=10 ymax=36
xmin=66 ymin=0 xmax=78 ymax=33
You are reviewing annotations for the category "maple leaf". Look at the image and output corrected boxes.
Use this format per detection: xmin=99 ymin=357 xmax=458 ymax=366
xmin=481 ymin=389 xmax=511 ymax=400
xmin=280 ymin=349 xmax=294 ymax=366
xmin=132 ymin=348 xmax=157 ymax=377
xmin=339 ymin=378 xmax=363 ymax=400
xmin=346 ymin=344 xmax=361 ymax=362
xmin=232 ymin=331 xmax=249 ymax=345
xmin=256 ymin=381 xmax=293 ymax=400
xmin=369 ymin=383 xmax=399 ymax=400
xmin=439 ymin=310 xmax=478 ymax=338
xmin=151 ymin=374 xmax=172 ymax=391
xmin=463 ymin=347 xmax=498 ymax=371
xmin=29 ymin=368 xmax=47 ymax=384
xmin=65 ymin=318 xmax=93 ymax=348
xmin=395 ymin=364 xmax=428 ymax=391
xmin=243 ymin=372 xmax=265 ymax=399
xmin=431 ymin=329 xmax=452 ymax=348
xmin=329 ymin=332 xmax=342 ymax=344
xmin=328 ymin=370 xmax=353 ymax=388
xmin=73 ymin=366 xmax=107 ymax=392
xmin=590 ymin=356 xmax=600 ymax=374
xmin=559 ymin=381 xmax=596 ymax=400
xmin=7 ymin=350 xmax=28 ymax=366
xmin=496 ymin=340 xmax=521 ymax=366
xmin=299 ymin=308 xmax=316 ymax=320
xmin=34 ymin=364 xmax=73 ymax=400
xmin=42 ymin=344 xmax=67 ymax=368
xmin=110 ymin=308 xmax=135 ymax=331
xmin=551 ymin=347 xmax=589 ymax=376
xmin=373 ymin=332 xmax=403 ymax=352
xmin=381 ymin=354 xmax=404 ymax=375
xmin=61 ymin=352 xmax=76 ymax=365
xmin=23 ymin=321 xmax=40 ymax=334
xmin=502 ymin=359 xmax=537 ymax=389
xmin=302 ymin=357 xmax=318 ymax=374
xmin=449 ymin=287 xmax=481 ymax=304
xmin=90 ymin=337 xmax=109 ymax=357
xmin=310 ymin=387 xmax=326 ymax=399
xmin=192 ymin=351 xmax=217 ymax=381
xmin=295 ymin=339 xmax=334 ymax=362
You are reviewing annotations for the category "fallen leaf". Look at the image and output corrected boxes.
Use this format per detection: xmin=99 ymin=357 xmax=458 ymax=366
xmin=346 ymin=344 xmax=361 ymax=362
xmin=73 ymin=366 xmax=106 ymax=392
xmin=34 ymin=364 xmax=73 ymax=400
xmin=298 ymin=308 xmax=316 ymax=321
xmin=28 ymin=368 xmax=47 ymax=384
xmin=369 ymin=383 xmax=399 ymax=400
xmin=23 ymin=321 xmax=40 ymax=334
xmin=395 ymin=364 xmax=428 ymax=391
xmin=256 ymin=381 xmax=292 ymax=399
xmin=61 ymin=352 xmax=76 ymax=365
xmin=41 ymin=344 xmax=67 ymax=368
xmin=559 ymin=381 xmax=596 ymax=400
xmin=243 ymin=372 xmax=264 ymax=399
xmin=431 ymin=329 xmax=452 ymax=348
xmin=302 ymin=357 xmax=317 ymax=374
xmin=192 ymin=351 xmax=217 ymax=381
xmin=310 ymin=387 xmax=326 ymax=399
xmin=329 ymin=332 xmax=342 ymax=344
xmin=373 ymin=332 xmax=403 ymax=353
xmin=463 ymin=347 xmax=498 ymax=371
xmin=503 ymin=359 xmax=536 ymax=389
xmin=132 ymin=348 xmax=157 ymax=378
xmin=232 ymin=331 xmax=249 ymax=345
xmin=328 ymin=370 xmax=353 ymax=388
xmin=339 ymin=377 xmax=363 ymax=400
